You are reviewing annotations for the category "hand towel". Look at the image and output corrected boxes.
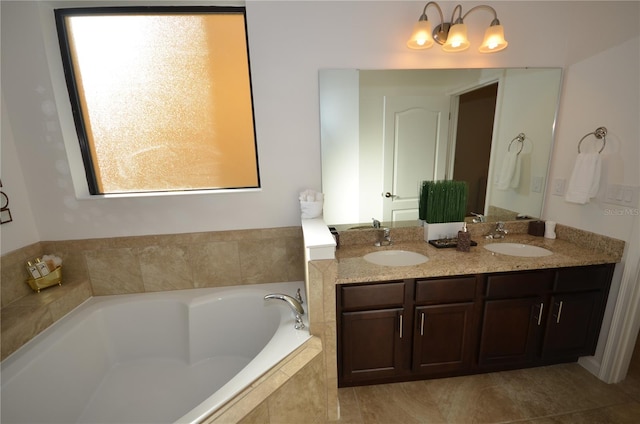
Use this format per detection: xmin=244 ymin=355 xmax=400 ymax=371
xmin=496 ymin=150 xmax=519 ymax=190
xmin=510 ymin=152 xmax=522 ymax=189
xmin=565 ymin=152 xmax=601 ymax=204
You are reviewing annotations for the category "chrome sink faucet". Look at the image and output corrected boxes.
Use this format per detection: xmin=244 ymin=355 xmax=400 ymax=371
xmin=471 ymin=212 xmax=486 ymax=223
xmin=264 ymin=293 xmax=305 ymax=329
xmin=375 ymin=228 xmax=393 ymax=247
xmin=486 ymin=222 xmax=508 ymax=239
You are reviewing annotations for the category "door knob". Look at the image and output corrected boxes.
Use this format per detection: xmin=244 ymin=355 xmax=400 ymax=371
xmin=384 ymin=192 xmax=395 ymax=198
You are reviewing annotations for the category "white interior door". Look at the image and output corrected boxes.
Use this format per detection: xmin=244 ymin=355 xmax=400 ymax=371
xmin=382 ymin=95 xmax=450 ymax=222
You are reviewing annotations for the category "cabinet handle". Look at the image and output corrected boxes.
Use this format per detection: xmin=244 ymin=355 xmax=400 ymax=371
xmin=555 ymin=301 xmax=564 ymax=324
xmin=420 ymin=312 xmax=425 ymax=336
xmin=537 ymin=302 xmax=544 ymax=326
xmin=399 ymin=313 xmax=403 ymax=339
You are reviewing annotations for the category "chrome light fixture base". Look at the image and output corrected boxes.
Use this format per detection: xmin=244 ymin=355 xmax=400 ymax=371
xmin=432 ymin=23 xmax=451 ymax=45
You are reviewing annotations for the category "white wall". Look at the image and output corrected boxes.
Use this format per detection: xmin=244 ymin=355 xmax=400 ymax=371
xmin=1 ymin=0 xmax=638 ymax=252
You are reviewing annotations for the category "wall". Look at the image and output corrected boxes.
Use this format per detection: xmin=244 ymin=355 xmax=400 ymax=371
xmin=0 ymin=1 xmax=637 ymax=248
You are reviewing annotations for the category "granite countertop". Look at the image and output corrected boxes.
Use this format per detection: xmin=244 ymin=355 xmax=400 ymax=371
xmin=335 ymin=230 xmax=622 ymax=284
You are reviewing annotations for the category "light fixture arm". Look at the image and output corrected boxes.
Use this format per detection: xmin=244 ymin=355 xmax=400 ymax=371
xmin=418 ymin=1 xmax=444 ymax=25
xmin=450 ymin=4 xmax=464 ymax=24
xmin=462 ymin=4 xmax=502 ymax=29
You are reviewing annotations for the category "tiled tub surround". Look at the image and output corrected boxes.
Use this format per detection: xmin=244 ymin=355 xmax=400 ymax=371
xmin=1 ymin=227 xmax=326 ymax=424
xmin=306 ymin=221 xmax=624 ymax=420
xmin=1 ymin=227 xmax=304 ymax=360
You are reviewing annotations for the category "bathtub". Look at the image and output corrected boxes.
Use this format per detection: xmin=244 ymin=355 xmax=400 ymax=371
xmin=1 ymin=281 xmax=311 ymax=424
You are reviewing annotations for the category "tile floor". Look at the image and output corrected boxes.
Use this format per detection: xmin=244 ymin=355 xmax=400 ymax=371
xmin=333 ymin=343 xmax=640 ymax=423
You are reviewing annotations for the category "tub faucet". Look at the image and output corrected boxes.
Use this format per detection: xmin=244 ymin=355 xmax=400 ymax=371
xmin=264 ymin=293 xmax=305 ymax=329
xmin=486 ymin=222 xmax=508 ymax=239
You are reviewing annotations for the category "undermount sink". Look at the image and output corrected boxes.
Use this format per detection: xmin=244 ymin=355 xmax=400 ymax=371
xmin=484 ymin=243 xmax=553 ymax=257
xmin=363 ymin=250 xmax=429 ymax=266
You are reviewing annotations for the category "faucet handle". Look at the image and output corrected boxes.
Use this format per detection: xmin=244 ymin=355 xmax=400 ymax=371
xmin=471 ymin=212 xmax=486 ymax=223
xmin=372 ymin=218 xmax=381 ymax=228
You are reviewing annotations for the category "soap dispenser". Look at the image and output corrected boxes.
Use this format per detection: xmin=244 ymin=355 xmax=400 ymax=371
xmin=456 ymin=223 xmax=471 ymax=252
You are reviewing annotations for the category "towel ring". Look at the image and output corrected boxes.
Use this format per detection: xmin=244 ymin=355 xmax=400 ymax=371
xmin=578 ymin=126 xmax=607 ymax=154
xmin=508 ymin=133 xmax=526 ymax=155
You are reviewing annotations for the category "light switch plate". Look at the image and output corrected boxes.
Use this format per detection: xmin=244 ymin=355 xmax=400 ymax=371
xmin=552 ymin=178 xmax=565 ymax=196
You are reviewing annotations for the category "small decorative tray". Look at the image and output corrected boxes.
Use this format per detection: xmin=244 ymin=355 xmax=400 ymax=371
xmin=26 ymin=266 xmax=62 ymax=292
xmin=429 ymin=238 xmax=478 ymax=249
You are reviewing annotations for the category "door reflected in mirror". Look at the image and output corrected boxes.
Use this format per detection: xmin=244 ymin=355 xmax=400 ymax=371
xmin=319 ymin=68 xmax=562 ymax=226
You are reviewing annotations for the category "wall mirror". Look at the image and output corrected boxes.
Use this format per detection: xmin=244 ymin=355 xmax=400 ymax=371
xmin=319 ymin=68 xmax=562 ymax=226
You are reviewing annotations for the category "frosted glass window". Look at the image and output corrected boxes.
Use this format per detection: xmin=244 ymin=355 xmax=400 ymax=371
xmin=55 ymin=7 xmax=259 ymax=195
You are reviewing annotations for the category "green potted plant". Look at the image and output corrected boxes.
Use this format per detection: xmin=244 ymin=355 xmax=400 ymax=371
xmin=419 ymin=180 xmax=468 ymax=241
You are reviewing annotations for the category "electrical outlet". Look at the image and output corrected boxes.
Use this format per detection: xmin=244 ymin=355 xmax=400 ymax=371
xmin=552 ymin=178 xmax=565 ymax=196
xmin=531 ymin=176 xmax=544 ymax=193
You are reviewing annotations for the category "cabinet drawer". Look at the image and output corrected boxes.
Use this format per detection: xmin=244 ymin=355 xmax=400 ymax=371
xmin=415 ymin=276 xmax=476 ymax=304
xmin=341 ymin=281 xmax=405 ymax=310
xmin=554 ymin=265 xmax=613 ymax=292
xmin=486 ymin=271 xmax=553 ymax=299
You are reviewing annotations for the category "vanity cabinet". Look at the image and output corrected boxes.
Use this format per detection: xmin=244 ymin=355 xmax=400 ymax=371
xmin=478 ymin=270 xmax=553 ymax=368
xmin=337 ymin=263 xmax=614 ymax=387
xmin=337 ymin=276 xmax=479 ymax=386
xmin=477 ymin=264 xmax=614 ymax=370
xmin=412 ymin=276 xmax=477 ymax=376
xmin=337 ymin=281 xmax=412 ymax=385
xmin=541 ymin=265 xmax=613 ymax=361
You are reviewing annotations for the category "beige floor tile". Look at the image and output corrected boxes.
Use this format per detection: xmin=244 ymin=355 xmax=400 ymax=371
xmin=353 ymin=381 xmax=447 ymax=424
xmin=329 ymin=364 xmax=640 ymax=424
xmin=332 ymin=387 xmax=364 ymax=424
xmin=527 ymin=401 xmax=640 ymax=423
xmin=498 ymin=364 xmax=630 ymax=419
xmin=423 ymin=372 xmax=526 ymax=423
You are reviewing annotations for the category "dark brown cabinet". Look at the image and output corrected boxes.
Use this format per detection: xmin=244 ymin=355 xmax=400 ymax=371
xmin=337 ymin=281 xmax=411 ymax=385
xmin=337 ymin=276 xmax=478 ymax=386
xmin=478 ymin=270 xmax=553 ymax=368
xmin=541 ymin=265 xmax=613 ymax=360
xmin=412 ymin=276 xmax=477 ymax=376
xmin=337 ymin=263 xmax=614 ymax=387
xmin=477 ymin=265 xmax=614 ymax=370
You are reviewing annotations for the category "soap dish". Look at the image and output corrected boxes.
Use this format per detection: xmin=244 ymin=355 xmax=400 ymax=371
xmin=429 ymin=238 xmax=478 ymax=249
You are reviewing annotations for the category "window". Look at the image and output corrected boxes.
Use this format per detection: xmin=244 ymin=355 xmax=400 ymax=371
xmin=55 ymin=6 xmax=260 ymax=195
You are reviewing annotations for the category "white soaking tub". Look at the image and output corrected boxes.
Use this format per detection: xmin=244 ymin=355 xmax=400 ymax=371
xmin=1 ymin=281 xmax=311 ymax=424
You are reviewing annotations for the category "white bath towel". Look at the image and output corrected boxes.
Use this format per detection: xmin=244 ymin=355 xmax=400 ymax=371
xmin=496 ymin=150 xmax=521 ymax=190
xmin=565 ymin=152 xmax=601 ymax=204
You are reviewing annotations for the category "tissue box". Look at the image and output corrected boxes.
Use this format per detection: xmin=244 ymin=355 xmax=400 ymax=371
xmin=300 ymin=201 xmax=323 ymax=219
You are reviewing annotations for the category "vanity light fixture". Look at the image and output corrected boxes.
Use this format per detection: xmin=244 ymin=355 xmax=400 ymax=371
xmin=406 ymin=2 xmax=508 ymax=53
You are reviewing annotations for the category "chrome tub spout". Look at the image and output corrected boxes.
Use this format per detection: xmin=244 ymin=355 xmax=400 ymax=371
xmin=264 ymin=293 xmax=305 ymax=329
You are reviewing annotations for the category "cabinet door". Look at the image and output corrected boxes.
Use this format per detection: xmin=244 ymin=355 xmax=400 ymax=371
xmin=340 ymin=308 xmax=407 ymax=384
xmin=478 ymin=297 xmax=544 ymax=368
xmin=413 ymin=303 xmax=474 ymax=375
xmin=542 ymin=292 xmax=602 ymax=360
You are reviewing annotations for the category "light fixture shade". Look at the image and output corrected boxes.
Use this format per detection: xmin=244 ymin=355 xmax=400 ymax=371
xmin=442 ymin=23 xmax=470 ymax=52
xmin=407 ymin=19 xmax=434 ymax=49
xmin=479 ymin=24 xmax=508 ymax=53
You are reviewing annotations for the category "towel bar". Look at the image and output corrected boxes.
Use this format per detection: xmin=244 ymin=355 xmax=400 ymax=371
xmin=508 ymin=133 xmax=526 ymax=155
xmin=578 ymin=126 xmax=607 ymax=154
